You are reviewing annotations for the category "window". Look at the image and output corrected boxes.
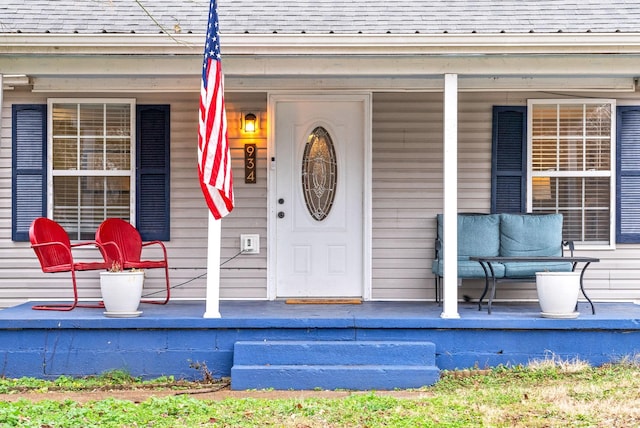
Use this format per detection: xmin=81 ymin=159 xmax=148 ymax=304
xmin=301 ymin=126 xmax=337 ymax=221
xmin=12 ymin=102 xmax=170 ymax=242
xmin=528 ymin=100 xmax=615 ymax=245
xmin=49 ymin=99 xmax=135 ymax=240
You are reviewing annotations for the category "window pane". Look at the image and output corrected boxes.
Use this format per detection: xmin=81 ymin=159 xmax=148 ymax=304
xmin=106 ymin=138 xmax=131 ymax=170
xmin=79 ymin=138 xmax=105 ymax=170
xmin=52 ymin=104 xmax=77 ymax=136
xmin=584 ymin=209 xmax=610 ymax=242
xmin=52 ymin=138 xmax=78 ymax=170
xmin=559 ymin=105 xmax=583 ymax=136
xmin=79 ymin=104 xmax=104 ymax=136
xmin=558 ymin=138 xmax=584 ymax=171
xmin=556 ymin=177 xmax=583 ymax=208
xmin=531 ymin=104 xmax=557 ymax=137
xmin=52 ymin=176 xmax=80 ymax=239
xmin=532 ymin=138 xmax=557 ymax=171
xmin=106 ymin=104 xmax=131 ymax=136
xmin=586 ymin=104 xmax=611 ymax=137
xmin=585 ymin=138 xmax=611 ymax=171
xmin=532 ymin=176 xmax=555 ymax=206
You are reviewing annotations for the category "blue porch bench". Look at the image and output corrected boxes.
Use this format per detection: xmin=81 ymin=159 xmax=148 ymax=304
xmin=432 ymin=213 xmax=574 ymax=308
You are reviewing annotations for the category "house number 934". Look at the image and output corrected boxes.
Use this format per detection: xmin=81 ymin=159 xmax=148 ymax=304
xmin=244 ymin=143 xmax=257 ymax=184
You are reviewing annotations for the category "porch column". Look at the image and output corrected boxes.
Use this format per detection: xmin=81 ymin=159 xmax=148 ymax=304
xmin=203 ymin=213 xmax=222 ymax=318
xmin=440 ymin=73 xmax=460 ymax=319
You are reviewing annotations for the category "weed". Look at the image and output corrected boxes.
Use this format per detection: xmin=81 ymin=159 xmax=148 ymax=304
xmin=188 ymin=360 xmax=215 ymax=383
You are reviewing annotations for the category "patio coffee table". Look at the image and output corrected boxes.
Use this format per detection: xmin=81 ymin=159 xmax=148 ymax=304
xmin=469 ymin=256 xmax=599 ymax=315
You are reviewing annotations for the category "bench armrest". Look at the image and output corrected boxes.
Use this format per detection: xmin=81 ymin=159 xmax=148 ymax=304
xmin=434 ymin=238 xmax=442 ymax=259
xmin=562 ymin=240 xmax=575 ymax=257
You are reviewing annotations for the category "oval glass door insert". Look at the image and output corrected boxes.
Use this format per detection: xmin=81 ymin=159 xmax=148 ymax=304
xmin=301 ymin=126 xmax=337 ymax=221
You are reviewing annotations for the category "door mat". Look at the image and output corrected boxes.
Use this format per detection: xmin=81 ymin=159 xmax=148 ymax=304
xmin=285 ymin=298 xmax=363 ymax=305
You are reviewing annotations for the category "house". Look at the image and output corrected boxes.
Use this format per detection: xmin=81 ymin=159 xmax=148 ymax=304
xmin=1 ymin=1 xmax=640 ymax=386
xmin=3 ymin=0 xmax=640 ymax=313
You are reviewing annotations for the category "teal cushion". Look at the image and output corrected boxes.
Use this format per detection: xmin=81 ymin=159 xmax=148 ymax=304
xmin=436 ymin=214 xmax=500 ymax=258
xmin=502 ymin=261 xmax=573 ymax=278
xmin=432 ymin=259 xmax=506 ymax=278
xmin=500 ymin=213 xmax=564 ymax=257
xmin=459 ymin=214 xmax=500 ymax=258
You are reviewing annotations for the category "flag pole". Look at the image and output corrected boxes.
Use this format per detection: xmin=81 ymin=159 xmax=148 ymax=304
xmin=199 ymin=0 xmax=233 ymax=318
xmin=203 ymin=212 xmax=222 ymax=318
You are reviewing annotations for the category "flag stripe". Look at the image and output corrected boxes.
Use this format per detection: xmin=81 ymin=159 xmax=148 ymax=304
xmin=198 ymin=0 xmax=234 ymax=220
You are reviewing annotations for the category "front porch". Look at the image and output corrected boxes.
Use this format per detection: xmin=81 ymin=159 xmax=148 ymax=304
xmin=0 ymin=301 xmax=640 ymax=389
xmin=1 ymin=300 xmax=639 ymax=389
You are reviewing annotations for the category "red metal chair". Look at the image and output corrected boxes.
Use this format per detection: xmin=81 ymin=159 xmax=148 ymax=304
xmin=29 ymin=217 xmax=110 ymax=311
xmin=95 ymin=218 xmax=170 ymax=304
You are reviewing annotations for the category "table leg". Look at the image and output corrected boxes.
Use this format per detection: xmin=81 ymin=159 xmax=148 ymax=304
xmin=487 ymin=262 xmax=497 ymax=315
xmin=477 ymin=261 xmax=490 ymax=311
xmin=476 ymin=261 xmax=497 ymax=314
xmin=578 ymin=262 xmax=596 ymax=315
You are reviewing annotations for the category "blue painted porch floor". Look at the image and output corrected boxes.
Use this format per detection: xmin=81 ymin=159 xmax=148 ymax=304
xmin=1 ymin=300 xmax=639 ymax=329
xmin=0 ymin=300 xmax=639 ymax=386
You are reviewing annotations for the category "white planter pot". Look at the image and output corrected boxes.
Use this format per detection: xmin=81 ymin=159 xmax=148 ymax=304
xmin=100 ymin=271 xmax=144 ymax=315
xmin=535 ymin=271 xmax=581 ymax=318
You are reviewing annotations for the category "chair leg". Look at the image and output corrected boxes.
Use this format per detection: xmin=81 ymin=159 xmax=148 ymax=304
xmin=32 ymin=303 xmax=78 ymax=311
xmin=32 ymin=302 xmax=104 ymax=311
xmin=141 ymin=265 xmax=170 ymax=305
xmin=32 ymin=270 xmax=104 ymax=311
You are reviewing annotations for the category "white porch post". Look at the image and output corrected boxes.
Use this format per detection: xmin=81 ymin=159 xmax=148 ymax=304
xmin=203 ymin=213 xmax=222 ymax=318
xmin=441 ymin=73 xmax=460 ymax=319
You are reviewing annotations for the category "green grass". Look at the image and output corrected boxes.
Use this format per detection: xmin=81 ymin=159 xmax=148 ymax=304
xmin=0 ymin=361 xmax=639 ymax=427
xmin=0 ymin=370 xmax=178 ymax=394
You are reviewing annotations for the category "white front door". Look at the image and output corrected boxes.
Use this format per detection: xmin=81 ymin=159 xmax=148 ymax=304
xmin=272 ymin=95 xmax=368 ymax=298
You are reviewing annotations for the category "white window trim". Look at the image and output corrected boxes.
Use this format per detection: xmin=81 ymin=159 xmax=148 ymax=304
xmin=46 ymin=98 xmax=137 ymax=233
xmin=526 ymin=98 xmax=616 ymax=249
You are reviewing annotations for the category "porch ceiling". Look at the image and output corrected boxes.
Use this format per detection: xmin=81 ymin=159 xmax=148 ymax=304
xmin=3 ymin=51 xmax=640 ymax=93
xmin=15 ymin=75 xmax=635 ymax=94
xmin=4 ymin=32 xmax=640 ymax=94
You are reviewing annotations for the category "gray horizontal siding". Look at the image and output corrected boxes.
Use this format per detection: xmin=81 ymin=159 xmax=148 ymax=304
xmin=0 ymin=91 xmax=268 ymax=307
xmin=2 ymin=88 xmax=640 ymax=307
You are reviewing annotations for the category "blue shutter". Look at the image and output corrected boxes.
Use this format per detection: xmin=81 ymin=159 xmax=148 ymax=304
xmin=12 ymin=105 xmax=47 ymax=242
xmin=616 ymin=106 xmax=640 ymax=243
xmin=136 ymin=105 xmax=170 ymax=241
xmin=491 ymin=106 xmax=527 ymax=213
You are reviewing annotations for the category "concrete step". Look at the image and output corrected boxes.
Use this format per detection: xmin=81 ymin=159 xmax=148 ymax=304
xmin=231 ymin=340 xmax=440 ymax=390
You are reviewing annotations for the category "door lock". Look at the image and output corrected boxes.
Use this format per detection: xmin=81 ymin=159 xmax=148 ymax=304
xmin=277 ymin=211 xmax=285 ymax=219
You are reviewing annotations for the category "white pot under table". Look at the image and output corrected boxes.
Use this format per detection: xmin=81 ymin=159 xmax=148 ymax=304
xmin=535 ymin=271 xmax=581 ymax=319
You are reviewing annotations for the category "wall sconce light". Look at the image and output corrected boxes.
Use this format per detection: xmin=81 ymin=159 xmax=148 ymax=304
xmin=242 ymin=113 xmax=257 ymax=133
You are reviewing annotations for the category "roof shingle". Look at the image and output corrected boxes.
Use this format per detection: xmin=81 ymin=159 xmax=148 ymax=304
xmin=2 ymin=0 xmax=640 ymax=35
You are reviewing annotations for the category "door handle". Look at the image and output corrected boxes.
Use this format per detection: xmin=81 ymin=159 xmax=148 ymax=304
xmin=278 ymin=211 xmax=285 ymax=219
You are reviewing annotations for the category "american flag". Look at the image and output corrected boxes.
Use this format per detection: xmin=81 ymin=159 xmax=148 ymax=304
xmin=198 ymin=0 xmax=234 ymax=219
